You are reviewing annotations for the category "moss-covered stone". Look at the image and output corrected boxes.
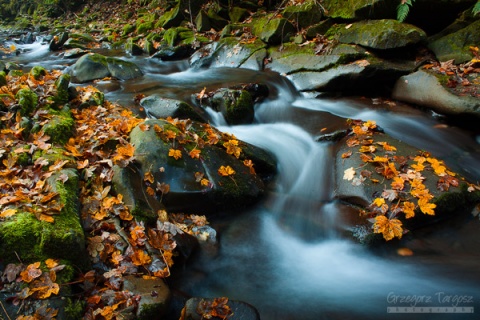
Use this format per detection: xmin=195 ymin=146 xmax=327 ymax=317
xmin=136 ymin=21 xmax=154 ymax=34
xmin=123 ymin=23 xmax=135 ymax=35
xmin=229 ymin=6 xmax=250 ymax=23
xmin=16 ymin=88 xmax=38 ymax=116
xmin=30 ymin=65 xmax=47 ymax=80
xmin=282 ymin=0 xmax=323 ymax=29
xmin=212 ymin=89 xmax=254 ymax=125
xmin=33 ymin=146 xmax=75 ymax=167
xmin=0 ymin=71 xmax=6 ymax=86
xmin=251 ymin=15 xmax=295 ymax=45
xmin=42 ymin=109 xmax=74 ymax=145
xmin=54 ymin=74 xmax=71 ymax=106
xmin=0 ymin=169 xmax=86 ymax=268
xmin=126 ymin=37 xmax=144 ymax=55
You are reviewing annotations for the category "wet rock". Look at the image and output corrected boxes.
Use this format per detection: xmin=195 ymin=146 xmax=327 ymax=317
xmin=122 ymin=275 xmax=171 ymax=319
xmin=126 ymin=37 xmax=144 ymax=55
xmin=211 ymin=88 xmax=254 ymax=125
xmin=63 ymin=33 xmax=97 ymax=50
xmin=334 ymin=128 xmax=480 ymax=234
xmin=182 ymin=297 xmax=260 ymax=320
xmin=327 ymin=19 xmax=427 ymax=50
xmin=49 ymin=32 xmax=69 ymax=51
xmin=427 ymin=19 xmax=480 ymax=64
xmin=392 ymin=70 xmax=480 ymax=117
xmin=116 ymin=119 xmax=276 ymax=215
xmin=289 ymin=56 xmax=414 ymax=94
xmin=195 ymin=10 xmax=211 ymax=32
xmin=190 ymin=38 xmax=267 ymax=70
xmin=151 ymin=44 xmax=195 ymax=61
xmin=63 ymin=48 xmax=88 ymax=59
xmin=140 ymin=95 xmax=206 ymax=122
xmin=70 ymin=53 xmax=143 ymax=83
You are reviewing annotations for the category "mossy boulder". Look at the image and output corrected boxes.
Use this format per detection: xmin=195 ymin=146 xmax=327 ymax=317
xmin=30 ymin=65 xmax=47 ymax=80
xmin=323 ymin=0 xmax=397 ymax=20
xmin=123 ymin=23 xmax=135 ymax=35
xmin=251 ymin=15 xmax=295 ymax=45
xmin=211 ymin=89 xmax=254 ymax=125
xmin=53 ymin=74 xmax=71 ymax=106
xmin=334 ymin=128 xmax=480 ymax=239
xmin=41 ymin=108 xmax=75 ymax=145
xmin=327 ymin=19 xmax=427 ymax=50
xmin=126 ymin=37 xmax=144 ymax=55
xmin=70 ymin=53 xmax=143 ymax=83
xmin=115 ymin=119 xmax=276 ymax=216
xmin=63 ymin=33 xmax=96 ymax=50
xmin=0 ymin=168 xmax=87 ymax=267
xmin=16 ymin=88 xmax=38 ymax=116
xmin=427 ymin=19 xmax=480 ymax=64
xmin=282 ymin=0 xmax=323 ymax=29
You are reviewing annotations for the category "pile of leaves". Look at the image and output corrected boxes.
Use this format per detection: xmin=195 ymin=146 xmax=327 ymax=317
xmin=0 ymin=68 xmax=224 ymax=319
xmin=341 ymin=119 xmax=479 ymax=241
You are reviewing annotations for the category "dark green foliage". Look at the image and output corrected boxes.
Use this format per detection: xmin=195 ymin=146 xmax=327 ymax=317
xmin=474 ymin=1 xmax=480 ymax=16
xmin=396 ymin=0 xmax=415 ymax=23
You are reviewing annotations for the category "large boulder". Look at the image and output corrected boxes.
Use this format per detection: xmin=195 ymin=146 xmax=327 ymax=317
xmin=113 ymin=119 xmax=276 ymax=219
xmin=211 ymin=88 xmax=255 ymax=125
xmin=282 ymin=0 xmax=323 ymax=29
xmin=327 ymin=19 xmax=427 ymax=50
xmin=334 ymin=120 xmax=480 ymax=241
xmin=392 ymin=70 xmax=480 ymax=117
xmin=323 ymin=0 xmax=397 ymax=20
xmin=428 ymin=19 xmax=480 ymax=64
xmin=69 ymin=53 xmax=143 ymax=83
xmin=189 ymin=38 xmax=267 ymax=70
xmin=140 ymin=95 xmax=207 ymax=122
xmin=251 ymin=15 xmax=295 ymax=45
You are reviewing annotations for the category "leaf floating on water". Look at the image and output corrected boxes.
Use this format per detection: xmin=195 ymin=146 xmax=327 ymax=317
xmin=397 ymin=247 xmax=414 ymax=256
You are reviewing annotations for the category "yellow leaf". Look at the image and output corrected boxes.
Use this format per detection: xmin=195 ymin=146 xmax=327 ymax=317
xmin=397 ymin=248 xmax=413 ymax=256
xmin=144 ymin=171 xmax=155 ymax=183
xmin=418 ymin=198 xmax=436 ymax=216
xmin=200 ymin=178 xmax=210 ymax=186
xmin=45 ymin=259 xmax=59 ymax=269
xmin=0 ymin=208 xmax=17 ymax=218
xmin=223 ymin=140 xmax=242 ymax=158
xmin=373 ymin=215 xmax=403 ymax=241
xmin=359 ymin=145 xmax=376 ymax=153
xmin=168 ymin=149 xmax=182 ymax=160
xmin=218 ymin=165 xmax=235 ymax=176
xmin=402 ymin=201 xmax=416 ymax=219
xmin=391 ymin=177 xmax=405 ymax=190
xmin=372 ymin=156 xmax=389 ymax=163
xmin=373 ymin=197 xmax=385 ymax=207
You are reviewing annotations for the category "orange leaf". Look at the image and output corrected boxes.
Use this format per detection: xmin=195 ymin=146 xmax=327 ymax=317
xmin=168 ymin=149 xmax=182 ymax=160
xmin=0 ymin=208 xmax=17 ymax=218
xmin=373 ymin=215 xmax=403 ymax=241
xmin=218 ymin=165 xmax=235 ymax=176
xmin=45 ymin=259 xmax=59 ymax=269
xmin=189 ymin=148 xmax=201 ymax=159
xmin=402 ymin=201 xmax=416 ymax=219
xmin=131 ymin=249 xmax=152 ymax=266
xmin=144 ymin=171 xmax=155 ymax=184
xmin=223 ymin=140 xmax=241 ymax=158
xmin=20 ymin=262 xmax=42 ymax=283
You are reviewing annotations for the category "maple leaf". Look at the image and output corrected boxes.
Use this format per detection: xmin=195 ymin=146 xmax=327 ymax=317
xmin=168 ymin=149 xmax=182 ymax=160
xmin=391 ymin=176 xmax=405 ymax=190
xmin=131 ymin=249 xmax=152 ymax=266
xmin=373 ymin=197 xmax=385 ymax=207
xmin=373 ymin=215 xmax=403 ymax=241
xmin=382 ymin=189 xmax=398 ymax=202
xmin=402 ymin=201 xmax=416 ymax=219
xmin=218 ymin=165 xmax=235 ymax=176
xmin=223 ymin=139 xmax=241 ymax=158
xmin=418 ymin=198 xmax=436 ymax=216
xmin=343 ymin=167 xmax=355 ymax=181
xmin=359 ymin=145 xmax=376 ymax=153
xmin=189 ymin=148 xmax=201 ymax=159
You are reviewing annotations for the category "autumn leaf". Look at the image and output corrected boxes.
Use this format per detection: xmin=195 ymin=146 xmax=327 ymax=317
xmin=20 ymin=262 xmax=42 ymax=283
xmin=131 ymin=249 xmax=152 ymax=266
xmin=200 ymin=178 xmax=210 ymax=187
xmin=341 ymin=151 xmax=352 ymax=159
xmin=343 ymin=167 xmax=355 ymax=181
xmin=391 ymin=176 xmax=405 ymax=190
xmin=144 ymin=171 xmax=155 ymax=184
xmin=168 ymin=149 xmax=182 ymax=160
xmin=223 ymin=139 xmax=241 ymax=158
xmin=359 ymin=145 xmax=376 ymax=153
xmin=189 ymin=148 xmax=201 ymax=159
xmin=243 ymin=159 xmax=256 ymax=174
xmin=45 ymin=259 xmax=59 ymax=269
xmin=0 ymin=208 xmax=17 ymax=218
xmin=418 ymin=198 xmax=436 ymax=216
xmin=218 ymin=165 xmax=235 ymax=177
xmin=373 ymin=197 xmax=385 ymax=207
xmin=373 ymin=215 xmax=403 ymax=241
xmin=402 ymin=201 xmax=416 ymax=219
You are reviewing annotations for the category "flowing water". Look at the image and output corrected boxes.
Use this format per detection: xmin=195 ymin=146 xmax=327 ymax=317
xmin=6 ymin=39 xmax=480 ymax=319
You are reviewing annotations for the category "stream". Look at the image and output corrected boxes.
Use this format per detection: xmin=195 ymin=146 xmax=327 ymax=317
xmin=6 ymin=38 xmax=480 ymax=319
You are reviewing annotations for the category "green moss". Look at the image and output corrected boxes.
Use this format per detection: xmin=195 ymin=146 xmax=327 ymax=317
xmin=0 ymin=71 xmax=6 ymax=86
xmin=136 ymin=21 xmax=154 ymax=34
xmin=123 ymin=23 xmax=135 ymax=35
xmin=138 ymin=301 xmax=168 ymax=320
xmin=33 ymin=146 xmax=75 ymax=167
xmin=54 ymin=74 xmax=71 ymax=106
xmin=16 ymin=88 xmax=38 ymax=116
xmin=65 ymin=298 xmax=85 ymax=320
xmin=30 ymin=65 xmax=47 ymax=80
xmin=42 ymin=109 xmax=74 ymax=145
xmin=225 ymin=90 xmax=253 ymax=125
xmin=163 ymin=28 xmax=179 ymax=47
xmin=131 ymin=205 xmax=157 ymax=226
xmin=16 ymin=150 xmax=31 ymax=166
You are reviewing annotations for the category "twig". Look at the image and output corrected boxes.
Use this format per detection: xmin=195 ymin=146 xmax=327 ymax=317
xmin=0 ymin=300 xmax=12 ymax=320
